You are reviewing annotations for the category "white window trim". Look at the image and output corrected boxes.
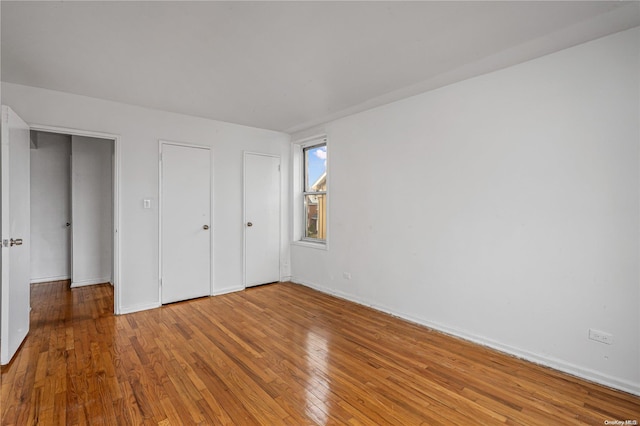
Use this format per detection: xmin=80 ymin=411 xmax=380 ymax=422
xmin=292 ymin=135 xmax=328 ymax=250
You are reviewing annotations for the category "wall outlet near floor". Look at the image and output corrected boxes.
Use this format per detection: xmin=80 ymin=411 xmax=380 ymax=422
xmin=343 ymin=272 xmax=351 ymax=280
xmin=588 ymin=329 xmax=613 ymax=345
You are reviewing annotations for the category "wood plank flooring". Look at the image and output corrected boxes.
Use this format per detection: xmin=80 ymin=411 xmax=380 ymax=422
xmin=1 ymin=281 xmax=638 ymax=425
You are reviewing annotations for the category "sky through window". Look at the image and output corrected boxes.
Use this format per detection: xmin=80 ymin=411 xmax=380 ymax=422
xmin=306 ymin=145 xmax=326 ymax=189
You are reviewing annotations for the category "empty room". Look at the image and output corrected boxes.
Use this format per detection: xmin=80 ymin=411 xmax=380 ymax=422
xmin=1 ymin=1 xmax=639 ymax=424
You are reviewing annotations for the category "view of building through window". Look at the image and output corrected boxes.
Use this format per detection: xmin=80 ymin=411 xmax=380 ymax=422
xmin=303 ymin=143 xmax=327 ymax=241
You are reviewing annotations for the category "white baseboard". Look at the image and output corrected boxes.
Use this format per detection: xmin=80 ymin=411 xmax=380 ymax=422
xmin=71 ymin=277 xmax=112 ymax=288
xmin=373 ymin=303 xmax=640 ymax=397
xmin=291 ymin=277 xmax=640 ymax=396
xmin=293 ymin=277 xmax=372 ymax=307
xmin=31 ymin=275 xmax=70 ymax=284
xmin=118 ymin=301 xmax=161 ymax=315
xmin=212 ymin=286 xmax=244 ymax=296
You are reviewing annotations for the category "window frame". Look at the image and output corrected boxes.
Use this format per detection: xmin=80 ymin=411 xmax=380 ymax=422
xmin=292 ymin=135 xmax=328 ymax=249
xmin=302 ymin=142 xmax=327 ymax=243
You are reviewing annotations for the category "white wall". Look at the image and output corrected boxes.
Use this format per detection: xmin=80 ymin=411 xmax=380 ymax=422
xmin=1 ymin=82 xmax=291 ymax=313
xmin=30 ymin=132 xmax=71 ymax=283
xmin=71 ymin=135 xmax=113 ymax=287
xmin=291 ymin=27 xmax=640 ymax=394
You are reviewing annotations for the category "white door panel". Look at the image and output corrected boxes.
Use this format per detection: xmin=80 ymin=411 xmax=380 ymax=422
xmin=1 ymin=106 xmax=31 ymax=365
xmin=244 ymin=153 xmax=280 ymax=287
xmin=161 ymin=143 xmax=211 ymax=303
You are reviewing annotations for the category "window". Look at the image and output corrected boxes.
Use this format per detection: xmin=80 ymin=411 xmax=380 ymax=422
xmin=302 ymin=142 xmax=327 ymax=242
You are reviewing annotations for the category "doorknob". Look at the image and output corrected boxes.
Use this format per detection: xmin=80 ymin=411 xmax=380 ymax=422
xmin=203 ymin=225 xmax=209 ymax=230
xmin=10 ymin=238 xmax=23 ymax=246
xmin=247 ymin=222 xmax=253 ymax=227
xmin=66 ymin=222 xmax=71 ymax=227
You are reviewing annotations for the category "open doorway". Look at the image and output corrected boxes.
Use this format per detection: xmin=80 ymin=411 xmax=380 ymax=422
xmin=29 ymin=126 xmax=119 ymax=314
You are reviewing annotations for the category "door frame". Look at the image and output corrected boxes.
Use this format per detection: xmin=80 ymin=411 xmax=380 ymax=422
xmin=29 ymin=124 xmax=122 ymax=314
xmin=242 ymin=151 xmax=281 ymax=288
xmin=158 ymin=140 xmax=214 ymax=303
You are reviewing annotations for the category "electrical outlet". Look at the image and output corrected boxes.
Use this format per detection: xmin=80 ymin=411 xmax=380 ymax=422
xmin=343 ymin=272 xmax=351 ymax=280
xmin=589 ymin=329 xmax=614 ymax=345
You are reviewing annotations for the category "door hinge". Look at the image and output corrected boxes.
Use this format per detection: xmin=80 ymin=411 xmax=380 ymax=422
xmin=278 ymin=165 xmax=281 ymax=172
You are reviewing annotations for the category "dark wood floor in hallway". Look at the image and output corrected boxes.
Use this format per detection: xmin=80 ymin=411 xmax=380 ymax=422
xmin=1 ymin=281 xmax=638 ymax=425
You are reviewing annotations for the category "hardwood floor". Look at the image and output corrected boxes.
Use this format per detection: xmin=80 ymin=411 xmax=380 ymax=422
xmin=1 ymin=281 xmax=638 ymax=425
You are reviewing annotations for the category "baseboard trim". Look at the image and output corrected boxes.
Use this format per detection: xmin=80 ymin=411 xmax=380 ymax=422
xmin=291 ymin=277 xmax=640 ymax=396
xmin=212 ymin=286 xmax=244 ymax=296
xmin=71 ymin=277 xmax=112 ymax=288
xmin=119 ymin=301 xmax=161 ymax=315
xmin=31 ymin=275 xmax=70 ymax=284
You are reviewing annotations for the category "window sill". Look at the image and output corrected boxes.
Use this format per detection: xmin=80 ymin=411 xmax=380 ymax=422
xmin=292 ymin=240 xmax=328 ymax=251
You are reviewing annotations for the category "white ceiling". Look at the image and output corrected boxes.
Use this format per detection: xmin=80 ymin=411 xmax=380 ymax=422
xmin=2 ymin=1 xmax=639 ymax=133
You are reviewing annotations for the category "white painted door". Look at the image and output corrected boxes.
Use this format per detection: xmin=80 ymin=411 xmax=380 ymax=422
xmin=244 ymin=153 xmax=280 ymax=287
xmin=161 ymin=143 xmax=211 ymax=303
xmin=1 ymin=106 xmax=31 ymax=365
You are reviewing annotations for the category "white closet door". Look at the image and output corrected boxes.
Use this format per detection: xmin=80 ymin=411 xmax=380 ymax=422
xmin=161 ymin=143 xmax=211 ymax=303
xmin=244 ymin=152 xmax=280 ymax=287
